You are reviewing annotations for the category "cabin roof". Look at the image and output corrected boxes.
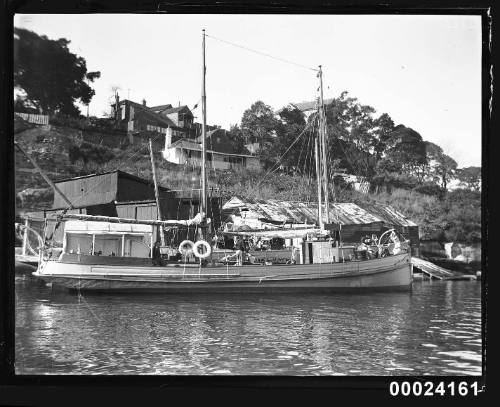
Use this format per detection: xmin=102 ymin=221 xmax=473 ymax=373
xmin=64 ymin=220 xmax=153 ymax=233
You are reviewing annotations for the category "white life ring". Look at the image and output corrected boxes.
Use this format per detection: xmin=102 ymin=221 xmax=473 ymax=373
xmin=178 ymin=240 xmax=194 ymax=255
xmin=193 ymin=240 xmax=212 ymax=259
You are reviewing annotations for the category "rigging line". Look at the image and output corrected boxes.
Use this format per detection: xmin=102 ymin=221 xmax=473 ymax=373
xmin=205 ymin=33 xmax=319 ymax=73
xmin=305 ymin=119 xmax=317 ymax=204
xmin=301 ymin=127 xmax=313 ymax=176
xmin=256 ymin=119 xmax=315 ymax=188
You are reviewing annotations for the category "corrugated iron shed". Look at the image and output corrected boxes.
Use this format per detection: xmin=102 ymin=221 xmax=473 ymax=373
xmin=222 ymin=196 xmax=417 ymax=227
xmin=53 ymin=170 xmax=172 ymax=209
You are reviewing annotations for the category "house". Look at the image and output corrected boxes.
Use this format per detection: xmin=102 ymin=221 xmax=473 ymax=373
xmin=163 ymin=128 xmax=261 ymax=171
xmin=221 ymin=196 xmax=419 ymax=252
xmin=111 ymin=98 xmax=197 ymax=142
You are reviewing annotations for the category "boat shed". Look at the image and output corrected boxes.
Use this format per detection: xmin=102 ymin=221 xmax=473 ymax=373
xmin=24 ymin=170 xmax=222 ymax=247
xmin=222 ymin=197 xmax=419 ymax=249
xmin=51 ymin=170 xmax=174 ymax=213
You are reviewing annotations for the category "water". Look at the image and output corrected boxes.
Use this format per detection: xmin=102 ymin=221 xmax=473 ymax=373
xmin=15 ymin=276 xmax=482 ymax=375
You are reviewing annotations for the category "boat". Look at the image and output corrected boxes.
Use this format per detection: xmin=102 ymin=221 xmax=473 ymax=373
xmin=32 ymin=30 xmax=413 ymax=292
xmin=15 ymin=218 xmax=43 ymax=273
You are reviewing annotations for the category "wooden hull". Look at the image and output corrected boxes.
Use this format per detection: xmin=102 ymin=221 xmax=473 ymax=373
xmin=33 ymin=253 xmax=413 ymax=292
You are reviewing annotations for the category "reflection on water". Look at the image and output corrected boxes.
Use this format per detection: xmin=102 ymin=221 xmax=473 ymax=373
xmin=15 ymin=277 xmax=482 ymax=375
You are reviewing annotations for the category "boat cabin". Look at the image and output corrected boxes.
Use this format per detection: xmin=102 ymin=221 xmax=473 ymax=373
xmin=60 ymin=220 xmax=155 ymax=265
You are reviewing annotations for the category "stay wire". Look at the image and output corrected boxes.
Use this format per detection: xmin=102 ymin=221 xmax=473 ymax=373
xmin=205 ymin=33 xmax=319 ymax=73
xmin=256 ymin=119 xmax=315 ymax=188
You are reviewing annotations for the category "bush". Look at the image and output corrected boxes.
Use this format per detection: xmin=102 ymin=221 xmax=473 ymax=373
xmin=50 ymin=113 xmax=126 ymax=135
xmin=413 ymin=182 xmax=443 ymax=197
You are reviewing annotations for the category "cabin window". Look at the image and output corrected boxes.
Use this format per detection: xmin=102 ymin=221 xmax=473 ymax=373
xmin=94 ymin=234 xmax=122 ymax=257
xmin=123 ymin=234 xmax=151 ymax=258
xmin=66 ymin=233 xmax=93 ymax=255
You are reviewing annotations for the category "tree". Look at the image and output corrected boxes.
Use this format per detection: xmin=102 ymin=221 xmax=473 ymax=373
xmin=274 ymin=105 xmax=309 ymax=173
xmin=425 ymin=141 xmax=457 ymax=191
xmin=241 ymin=101 xmax=279 ymax=144
xmin=386 ymin=125 xmax=427 ymax=179
xmin=456 ymin=166 xmax=481 ymax=191
xmin=14 ymin=27 xmax=100 ymax=116
xmin=371 ymin=113 xmax=396 ymax=159
xmin=226 ymin=124 xmax=247 ymax=154
xmin=240 ymin=101 xmax=281 ymax=168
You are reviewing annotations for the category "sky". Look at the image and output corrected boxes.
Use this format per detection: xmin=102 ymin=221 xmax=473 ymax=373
xmin=14 ymin=14 xmax=482 ymax=167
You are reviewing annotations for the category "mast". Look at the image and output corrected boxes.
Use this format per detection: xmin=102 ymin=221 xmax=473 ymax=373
xmin=149 ymin=138 xmax=165 ymax=246
xmin=14 ymin=141 xmax=74 ymax=209
xmin=314 ymin=135 xmax=323 ymax=230
xmin=318 ymin=65 xmax=330 ymax=224
xmin=201 ymin=29 xmax=207 ymax=218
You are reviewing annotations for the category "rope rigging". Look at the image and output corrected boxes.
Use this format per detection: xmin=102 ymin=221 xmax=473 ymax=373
xmin=205 ymin=33 xmax=319 ymax=73
xmin=256 ymin=118 xmax=316 ymax=188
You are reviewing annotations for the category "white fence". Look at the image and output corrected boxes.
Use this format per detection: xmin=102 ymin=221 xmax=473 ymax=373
xmin=15 ymin=112 xmax=49 ymax=125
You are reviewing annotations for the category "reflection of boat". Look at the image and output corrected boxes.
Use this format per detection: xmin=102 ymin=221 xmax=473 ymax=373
xmin=33 ymin=30 xmax=412 ymax=292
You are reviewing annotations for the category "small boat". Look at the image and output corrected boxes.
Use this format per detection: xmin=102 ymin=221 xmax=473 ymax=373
xmin=15 ymin=220 xmax=43 ymax=272
xmin=32 ymin=30 xmax=413 ymax=292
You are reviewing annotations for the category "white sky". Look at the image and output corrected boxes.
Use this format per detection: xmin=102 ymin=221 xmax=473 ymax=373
xmin=14 ymin=14 xmax=482 ymax=167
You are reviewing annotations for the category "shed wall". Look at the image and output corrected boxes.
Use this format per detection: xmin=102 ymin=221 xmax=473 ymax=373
xmin=53 ymin=172 xmax=118 ymax=208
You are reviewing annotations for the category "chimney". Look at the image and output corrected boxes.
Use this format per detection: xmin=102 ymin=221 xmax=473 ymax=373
xmin=162 ymin=127 xmax=173 ymax=161
xmin=142 ymin=99 xmax=147 ymax=106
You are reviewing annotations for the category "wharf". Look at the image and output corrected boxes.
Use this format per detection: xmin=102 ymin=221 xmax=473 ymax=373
xmin=411 ymin=257 xmax=476 ymax=281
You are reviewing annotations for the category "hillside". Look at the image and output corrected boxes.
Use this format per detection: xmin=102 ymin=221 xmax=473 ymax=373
xmin=15 ymin=121 xmax=481 ymax=244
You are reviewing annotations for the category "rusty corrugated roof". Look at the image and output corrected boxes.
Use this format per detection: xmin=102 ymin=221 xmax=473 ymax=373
xmin=222 ymin=197 xmax=417 ymax=227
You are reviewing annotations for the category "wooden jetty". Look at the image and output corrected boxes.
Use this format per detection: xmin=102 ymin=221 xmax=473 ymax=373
xmin=411 ymin=257 xmax=476 ymax=281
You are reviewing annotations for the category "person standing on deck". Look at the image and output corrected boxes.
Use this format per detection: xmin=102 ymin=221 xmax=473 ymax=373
xmin=234 ymin=237 xmax=244 ymax=266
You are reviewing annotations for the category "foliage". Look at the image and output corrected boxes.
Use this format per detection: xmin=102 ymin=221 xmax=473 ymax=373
xmin=68 ymin=142 xmax=115 ymax=171
xmin=241 ymin=101 xmax=279 ymax=144
xmin=385 ymin=125 xmax=427 ymax=179
xmin=14 ymin=27 xmax=101 ymax=116
xmin=226 ymin=125 xmax=248 ymax=155
xmin=456 ymin=166 xmax=481 ymax=192
xmin=425 ymin=141 xmax=458 ymax=191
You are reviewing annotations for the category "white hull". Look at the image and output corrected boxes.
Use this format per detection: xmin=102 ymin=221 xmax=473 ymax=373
xmin=33 ymin=253 xmax=413 ymax=292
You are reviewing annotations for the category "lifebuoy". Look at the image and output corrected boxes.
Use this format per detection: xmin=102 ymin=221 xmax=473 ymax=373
xmin=178 ymin=240 xmax=194 ymax=255
xmin=193 ymin=240 xmax=212 ymax=259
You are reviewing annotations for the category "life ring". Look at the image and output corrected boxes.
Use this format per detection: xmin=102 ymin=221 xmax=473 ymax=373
xmin=178 ymin=240 xmax=194 ymax=255
xmin=193 ymin=240 xmax=212 ymax=259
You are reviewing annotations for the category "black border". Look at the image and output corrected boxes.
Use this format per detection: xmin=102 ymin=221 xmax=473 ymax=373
xmin=1 ymin=0 xmax=493 ymax=403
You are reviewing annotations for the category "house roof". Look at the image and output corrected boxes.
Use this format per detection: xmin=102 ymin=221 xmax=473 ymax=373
xmin=288 ymin=98 xmax=335 ymax=113
xmin=162 ymin=105 xmax=192 ymax=115
xmin=55 ymin=170 xmax=171 ymax=192
xmin=149 ymin=104 xmax=173 ymax=112
xmin=168 ymin=138 xmax=256 ymax=158
xmin=117 ymin=99 xmax=177 ymax=128
xmin=195 ymin=129 xmax=255 ymax=155
xmin=222 ymin=197 xmax=417 ymax=227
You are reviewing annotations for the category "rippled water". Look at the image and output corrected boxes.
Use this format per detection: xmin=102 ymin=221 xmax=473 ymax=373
xmin=15 ymin=276 xmax=482 ymax=375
